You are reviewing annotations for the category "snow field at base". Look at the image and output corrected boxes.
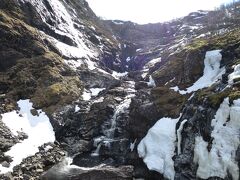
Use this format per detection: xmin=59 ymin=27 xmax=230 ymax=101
xmin=0 ymin=100 xmax=55 ymax=173
xmin=194 ymin=98 xmax=240 ymax=180
xmin=170 ymin=50 xmax=225 ymax=94
xmin=138 ymin=116 xmax=180 ymax=180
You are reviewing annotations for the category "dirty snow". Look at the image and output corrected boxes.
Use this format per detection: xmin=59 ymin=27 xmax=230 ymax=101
xmin=138 ymin=116 xmax=180 ymax=180
xmin=194 ymin=98 xmax=240 ymax=180
xmin=0 ymin=100 xmax=55 ymax=173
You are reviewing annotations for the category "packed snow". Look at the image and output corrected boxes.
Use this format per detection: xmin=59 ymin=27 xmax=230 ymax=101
xmin=0 ymin=100 xmax=55 ymax=173
xmin=228 ymin=64 xmax=240 ymax=84
xmin=138 ymin=116 xmax=181 ymax=180
xmin=194 ymin=98 xmax=240 ymax=180
xmin=170 ymin=50 xmax=225 ymax=94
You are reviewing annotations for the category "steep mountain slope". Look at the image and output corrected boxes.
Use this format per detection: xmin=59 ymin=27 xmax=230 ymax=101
xmin=0 ymin=0 xmax=240 ymax=179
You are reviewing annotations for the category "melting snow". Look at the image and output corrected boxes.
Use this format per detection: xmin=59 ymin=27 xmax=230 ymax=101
xmin=194 ymin=98 xmax=240 ymax=180
xmin=138 ymin=116 xmax=181 ymax=180
xmin=170 ymin=50 xmax=225 ymax=94
xmin=0 ymin=100 xmax=55 ymax=173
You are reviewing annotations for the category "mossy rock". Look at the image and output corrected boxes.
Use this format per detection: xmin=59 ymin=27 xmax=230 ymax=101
xmin=31 ymin=77 xmax=82 ymax=113
xmin=151 ymin=86 xmax=188 ymax=118
xmin=229 ymin=90 xmax=240 ymax=104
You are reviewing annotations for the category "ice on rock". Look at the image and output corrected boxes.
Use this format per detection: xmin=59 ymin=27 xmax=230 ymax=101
xmin=138 ymin=116 xmax=180 ymax=180
xmin=177 ymin=119 xmax=188 ymax=155
xmin=170 ymin=50 xmax=225 ymax=94
xmin=194 ymin=98 xmax=240 ymax=180
xmin=0 ymin=100 xmax=55 ymax=173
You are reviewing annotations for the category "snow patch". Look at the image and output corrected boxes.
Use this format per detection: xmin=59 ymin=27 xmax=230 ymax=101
xmin=90 ymin=88 xmax=105 ymax=97
xmin=194 ymin=98 xmax=240 ymax=180
xmin=82 ymin=89 xmax=91 ymax=101
xmin=138 ymin=116 xmax=180 ymax=180
xmin=126 ymin=57 xmax=131 ymax=62
xmin=112 ymin=71 xmax=128 ymax=79
xmin=0 ymin=100 xmax=55 ymax=173
xmin=130 ymin=139 xmax=137 ymax=152
xmin=74 ymin=105 xmax=80 ymax=112
xmin=147 ymin=75 xmax=156 ymax=87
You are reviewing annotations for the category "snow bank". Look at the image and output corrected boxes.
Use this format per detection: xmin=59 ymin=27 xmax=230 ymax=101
xmin=0 ymin=100 xmax=55 ymax=173
xmin=170 ymin=50 xmax=225 ymax=94
xmin=138 ymin=116 xmax=180 ymax=180
xmin=228 ymin=64 xmax=240 ymax=84
xmin=194 ymin=98 xmax=240 ymax=180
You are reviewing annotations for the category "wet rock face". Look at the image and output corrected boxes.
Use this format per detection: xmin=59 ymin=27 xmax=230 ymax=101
xmin=41 ymin=164 xmax=134 ymax=180
xmin=51 ymin=98 xmax=116 ymax=156
xmin=174 ymin=96 xmax=217 ymax=179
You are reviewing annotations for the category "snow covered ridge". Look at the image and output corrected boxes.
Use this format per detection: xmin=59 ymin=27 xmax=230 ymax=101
xmin=194 ymin=98 xmax=240 ymax=180
xmin=138 ymin=116 xmax=181 ymax=180
xmin=0 ymin=100 xmax=55 ymax=173
xmin=170 ymin=50 xmax=225 ymax=94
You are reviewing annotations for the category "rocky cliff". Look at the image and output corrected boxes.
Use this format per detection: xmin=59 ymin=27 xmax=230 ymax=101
xmin=0 ymin=0 xmax=240 ymax=179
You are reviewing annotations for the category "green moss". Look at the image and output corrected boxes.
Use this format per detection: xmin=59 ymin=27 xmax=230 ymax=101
xmin=151 ymin=86 xmax=188 ymax=118
xmin=185 ymin=39 xmax=208 ymax=50
xmin=229 ymin=91 xmax=240 ymax=104
xmin=208 ymin=90 xmax=231 ymax=107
